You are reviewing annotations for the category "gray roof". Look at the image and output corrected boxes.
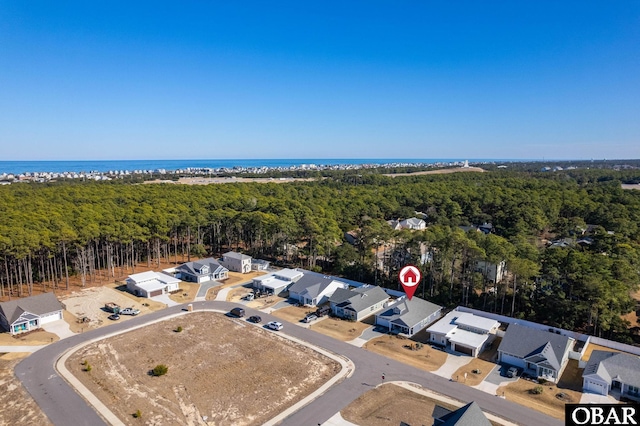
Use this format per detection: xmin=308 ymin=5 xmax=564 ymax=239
xmin=376 ymin=297 xmax=442 ymax=329
xmin=176 ymin=258 xmax=227 ymax=277
xmin=435 ymin=401 xmax=491 ymax=426
xmin=332 ymin=286 xmax=388 ymax=313
xmin=223 ymin=251 xmax=251 ymax=260
xmin=498 ymin=323 xmax=573 ymax=371
xmin=584 ymin=350 xmax=640 ymax=388
xmin=0 ymin=293 xmax=63 ymax=325
xmin=288 ymin=272 xmax=345 ymax=299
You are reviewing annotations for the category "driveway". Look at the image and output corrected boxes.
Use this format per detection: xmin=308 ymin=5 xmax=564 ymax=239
xmin=346 ymin=326 xmax=385 ymax=347
xmin=41 ymin=320 xmax=76 ymax=339
xmin=150 ymin=293 xmax=179 ymax=307
xmin=432 ymin=351 xmax=474 ymax=380
xmin=195 ymin=280 xmax=221 ymax=300
xmin=474 ymin=364 xmax=518 ymax=394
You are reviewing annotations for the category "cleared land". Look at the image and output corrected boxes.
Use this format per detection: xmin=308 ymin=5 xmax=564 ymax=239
xmin=342 ymin=383 xmax=463 ymax=426
xmin=451 ymin=357 xmax=494 ymax=386
xmin=66 ymin=312 xmax=340 ymax=425
xmin=309 ymin=316 xmax=371 ymax=341
xmin=364 ymin=331 xmax=448 ymax=371
xmin=0 ymin=353 xmax=52 ymax=426
xmin=272 ymin=305 xmax=317 ymax=323
xmin=168 ymin=282 xmax=199 ymax=304
xmin=0 ymin=328 xmax=59 ymax=346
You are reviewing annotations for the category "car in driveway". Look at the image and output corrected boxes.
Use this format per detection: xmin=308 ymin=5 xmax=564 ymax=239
xmin=107 ymin=314 xmax=120 ymax=321
xmin=120 ymin=308 xmax=140 ymax=316
xmin=247 ymin=315 xmax=262 ymax=323
xmin=266 ymin=321 xmax=283 ymax=331
xmin=303 ymin=313 xmax=318 ymax=323
xmin=506 ymin=366 xmax=519 ymax=378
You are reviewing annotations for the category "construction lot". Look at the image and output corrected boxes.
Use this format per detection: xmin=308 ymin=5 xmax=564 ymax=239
xmin=66 ymin=312 xmax=340 ymax=425
xmin=60 ymin=286 xmax=165 ymax=329
xmin=364 ymin=331 xmax=448 ymax=371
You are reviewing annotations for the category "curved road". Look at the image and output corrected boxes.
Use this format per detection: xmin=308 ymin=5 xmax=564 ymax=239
xmin=16 ymin=301 xmax=562 ymax=426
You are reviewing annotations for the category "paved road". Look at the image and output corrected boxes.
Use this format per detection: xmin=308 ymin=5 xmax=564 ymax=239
xmin=16 ymin=301 xmax=563 ymax=426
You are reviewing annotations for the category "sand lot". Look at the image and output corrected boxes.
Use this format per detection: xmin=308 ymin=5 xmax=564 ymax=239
xmin=60 ymin=286 xmax=165 ymax=329
xmin=341 ymin=383 xmax=460 ymax=426
xmin=66 ymin=312 xmax=340 ymax=425
xmin=0 ymin=353 xmax=51 ymax=426
xmin=364 ymin=332 xmax=448 ymax=371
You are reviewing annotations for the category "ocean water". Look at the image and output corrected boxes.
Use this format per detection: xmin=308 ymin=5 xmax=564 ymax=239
xmin=0 ymin=159 xmax=471 ymax=174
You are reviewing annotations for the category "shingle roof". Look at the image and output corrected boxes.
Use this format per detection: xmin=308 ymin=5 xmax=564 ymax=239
xmin=223 ymin=251 xmax=251 ymax=260
xmin=435 ymin=401 xmax=491 ymax=426
xmin=339 ymin=286 xmax=389 ymax=313
xmin=176 ymin=258 xmax=227 ymax=277
xmin=288 ymin=272 xmax=346 ymax=299
xmin=0 ymin=293 xmax=63 ymax=325
xmin=498 ymin=324 xmax=573 ymax=371
xmin=376 ymin=297 xmax=442 ymax=329
xmin=584 ymin=350 xmax=640 ymax=388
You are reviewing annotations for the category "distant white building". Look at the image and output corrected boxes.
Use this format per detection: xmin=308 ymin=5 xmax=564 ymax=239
xmin=388 ymin=217 xmax=426 ymax=231
xmin=221 ymin=251 xmax=252 ymax=273
xmin=475 ymin=260 xmax=507 ymax=283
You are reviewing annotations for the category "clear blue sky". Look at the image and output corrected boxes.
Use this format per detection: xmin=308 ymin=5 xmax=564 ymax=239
xmin=1 ymin=1 xmax=639 ymax=160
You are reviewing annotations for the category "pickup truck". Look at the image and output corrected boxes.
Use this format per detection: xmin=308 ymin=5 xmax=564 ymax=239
xmin=120 ymin=307 xmax=140 ymax=316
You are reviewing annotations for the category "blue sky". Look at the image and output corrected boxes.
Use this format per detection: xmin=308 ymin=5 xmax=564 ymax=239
xmin=1 ymin=2 xmax=639 ymax=160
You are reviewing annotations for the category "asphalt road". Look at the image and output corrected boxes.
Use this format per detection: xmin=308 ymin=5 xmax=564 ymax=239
xmin=16 ymin=301 xmax=563 ymax=426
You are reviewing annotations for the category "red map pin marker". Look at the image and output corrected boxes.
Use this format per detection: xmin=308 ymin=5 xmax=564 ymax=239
xmin=398 ymin=264 xmax=421 ymax=300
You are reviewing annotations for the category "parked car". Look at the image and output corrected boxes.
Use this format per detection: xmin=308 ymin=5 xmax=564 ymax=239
xmin=266 ymin=321 xmax=283 ymax=331
xmin=120 ymin=308 xmax=140 ymax=316
xmin=303 ymin=314 xmax=318 ymax=323
xmin=107 ymin=314 xmax=120 ymax=321
xmin=247 ymin=315 xmax=262 ymax=323
xmin=244 ymin=293 xmax=255 ymax=301
xmin=315 ymin=305 xmax=331 ymax=317
xmin=506 ymin=366 xmax=519 ymax=378
xmin=230 ymin=307 xmax=245 ymax=317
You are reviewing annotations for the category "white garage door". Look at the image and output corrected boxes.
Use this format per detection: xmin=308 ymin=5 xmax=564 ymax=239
xmin=39 ymin=311 xmax=63 ymax=324
xmin=585 ymin=380 xmax=607 ymax=395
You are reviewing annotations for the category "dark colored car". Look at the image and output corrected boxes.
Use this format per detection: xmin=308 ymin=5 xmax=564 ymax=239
xmin=108 ymin=314 xmax=120 ymax=321
xmin=230 ymin=307 xmax=245 ymax=317
xmin=248 ymin=315 xmax=262 ymax=323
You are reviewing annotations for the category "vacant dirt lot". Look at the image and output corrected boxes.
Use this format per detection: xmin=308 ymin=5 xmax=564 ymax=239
xmin=66 ymin=312 xmax=340 ymax=425
xmin=364 ymin=333 xmax=447 ymax=371
xmin=60 ymin=286 xmax=164 ymax=329
xmin=0 ymin=328 xmax=59 ymax=346
xmin=341 ymin=383 xmax=460 ymax=426
xmin=0 ymin=353 xmax=52 ymax=426
xmin=309 ymin=317 xmax=371 ymax=341
xmin=272 ymin=305 xmax=317 ymax=323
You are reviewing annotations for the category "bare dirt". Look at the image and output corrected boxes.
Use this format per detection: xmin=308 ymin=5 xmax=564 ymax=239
xmin=309 ymin=317 xmax=371 ymax=342
xmin=341 ymin=383 xmax=459 ymax=426
xmin=0 ymin=353 xmax=52 ymax=426
xmin=272 ymin=305 xmax=316 ymax=323
xmin=451 ymin=358 xmax=494 ymax=386
xmin=364 ymin=332 xmax=448 ymax=371
xmin=168 ymin=283 xmax=200 ymax=304
xmin=66 ymin=312 xmax=340 ymax=426
xmin=0 ymin=328 xmax=59 ymax=346
xmin=60 ymin=286 xmax=164 ymax=330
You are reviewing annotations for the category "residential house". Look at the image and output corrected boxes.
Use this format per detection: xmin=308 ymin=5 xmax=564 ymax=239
xmin=582 ymin=350 xmax=640 ymax=400
xmin=388 ymin=217 xmax=426 ymax=231
xmin=175 ymin=258 xmax=229 ymax=283
xmin=427 ymin=310 xmax=500 ymax=357
xmin=0 ymin=293 xmax=64 ymax=335
xmin=288 ymin=271 xmax=348 ymax=306
xmin=126 ymin=271 xmax=181 ymax=298
xmin=251 ymin=258 xmax=270 ymax=271
xmin=497 ymin=323 xmax=574 ymax=382
xmin=328 ymin=286 xmax=389 ymax=321
xmin=375 ymin=296 xmax=442 ymax=337
xmin=478 ymin=223 xmax=493 ymax=234
xmin=220 ymin=251 xmax=252 ymax=273
xmin=252 ymin=268 xmax=303 ymax=296
xmin=433 ymin=401 xmax=491 ymax=426
xmin=474 ymin=260 xmax=507 ymax=283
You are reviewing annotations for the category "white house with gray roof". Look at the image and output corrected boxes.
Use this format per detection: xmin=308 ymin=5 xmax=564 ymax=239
xmin=220 ymin=251 xmax=252 ymax=273
xmin=375 ymin=296 xmax=442 ymax=337
xmin=0 ymin=293 xmax=64 ymax=335
xmin=497 ymin=323 xmax=574 ymax=382
xmin=583 ymin=350 xmax=640 ymax=400
xmin=252 ymin=268 xmax=303 ymax=296
xmin=126 ymin=271 xmax=181 ymax=298
xmin=328 ymin=286 xmax=389 ymax=321
xmin=427 ymin=310 xmax=499 ymax=357
xmin=288 ymin=271 xmax=348 ymax=306
xmin=175 ymin=258 xmax=229 ymax=283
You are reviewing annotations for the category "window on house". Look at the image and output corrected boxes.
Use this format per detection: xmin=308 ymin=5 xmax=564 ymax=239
xmin=629 ymin=385 xmax=639 ymax=395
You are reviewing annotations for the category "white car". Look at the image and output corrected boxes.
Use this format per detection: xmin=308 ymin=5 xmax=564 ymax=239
xmin=266 ymin=321 xmax=283 ymax=331
xmin=120 ymin=308 xmax=140 ymax=316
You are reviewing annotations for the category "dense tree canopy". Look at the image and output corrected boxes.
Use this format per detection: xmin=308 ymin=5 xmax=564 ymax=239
xmin=1 ymin=169 xmax=640 ymax=343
